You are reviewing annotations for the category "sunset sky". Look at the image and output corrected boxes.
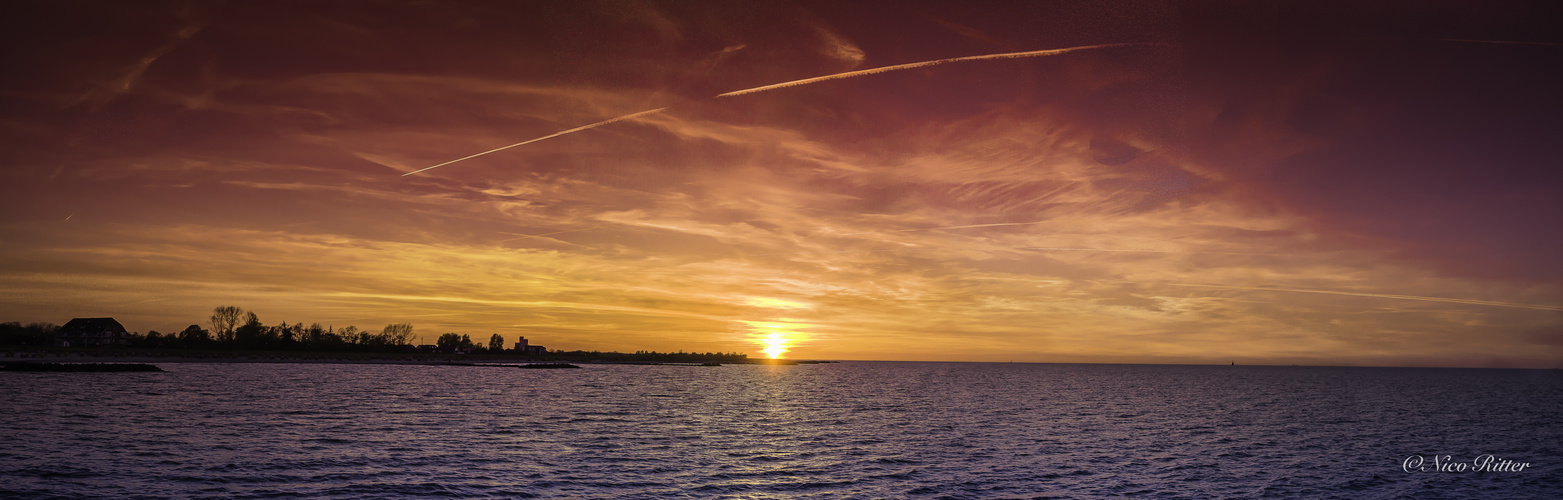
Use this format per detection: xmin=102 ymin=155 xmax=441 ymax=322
xmin=2 ymin=1 xmax=1559 ymax=366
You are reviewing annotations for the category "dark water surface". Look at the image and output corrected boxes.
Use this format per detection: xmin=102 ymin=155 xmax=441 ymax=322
xmin=2 ymin=362 xmax=1559 ymax=499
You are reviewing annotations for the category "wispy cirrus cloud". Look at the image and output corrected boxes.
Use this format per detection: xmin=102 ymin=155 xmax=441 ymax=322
xmin=1 ymin=1 xmax=1557 ymax=367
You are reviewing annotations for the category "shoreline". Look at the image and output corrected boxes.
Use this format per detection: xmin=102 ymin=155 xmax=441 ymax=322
xmin=0 ymin=351 xmax=818 ymax=366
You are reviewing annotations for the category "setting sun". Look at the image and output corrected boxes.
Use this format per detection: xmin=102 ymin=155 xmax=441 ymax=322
xmin=760 ymin=333 xmax=788 ymax=359
xmin=0 ymin=0 xmax=1557 ymax=370
xmin=0 ymin=2 xmax=1556 ymax=498
xmin=744 ymin=320 xmax=810 ymax=359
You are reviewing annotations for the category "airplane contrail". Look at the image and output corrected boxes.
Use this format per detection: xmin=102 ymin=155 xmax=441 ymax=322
xmin=716 ymin=43 xmax=1155 ymax=98
xmin=406 ymin=43 xmax=1157 ymax=176
xmin=1102 ymin=280 xmax=1563 ymax=311
xmin=402 ymin=108 xmax=668 ymax=176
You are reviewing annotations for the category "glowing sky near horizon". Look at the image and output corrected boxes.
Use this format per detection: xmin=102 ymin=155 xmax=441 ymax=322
xmin=0 ymin=1 xmax=1559 ymax=367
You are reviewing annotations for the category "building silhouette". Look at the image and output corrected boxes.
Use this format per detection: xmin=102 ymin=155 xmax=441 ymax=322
xmin=55 ymin=318 xmax=130 ymax=347
xmin=513 ymin=336 xmax=547 ymax=355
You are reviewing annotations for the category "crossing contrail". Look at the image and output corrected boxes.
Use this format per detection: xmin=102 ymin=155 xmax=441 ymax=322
xmin=716 ymin=43 xmax=1154 ymax=97
xmin=402 ymin=108 xmax=668 ymax=176
xmin=407 ymin=42 xmax=1156 ymax=176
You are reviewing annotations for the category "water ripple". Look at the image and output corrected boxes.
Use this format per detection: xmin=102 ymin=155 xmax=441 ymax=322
xmin=1 ymin=363 xmax=1559 ymax=498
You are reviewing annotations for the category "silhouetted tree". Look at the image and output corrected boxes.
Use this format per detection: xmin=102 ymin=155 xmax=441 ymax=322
xmin=210 ymin=306 xmax=243 ymax=343
xmin=436 ymin=333 xmax=477 ymax=352
xmin=489 ymin=333 xmax=504 ymax=352
xmin=175 ymin=324 xmax=209 ymax=347
xmin=0 ymin=322 xmax=59 ymax=346
xmin=277 ymin=322 xmax=302 ymax=345
xmin=234 ymin=312 xmax=267 ymax=347
xmin=381 ymin=323 xmax=414 ymax=347
xmin=309 ymin=325 xmax=347 ymax=349
xmin=436 ymin=332 xmax=461 ymax=351
xmin=304 ymin=323 xmax=325 ymax=344
xmin=136 ymin=330 xmax=162 ymax=348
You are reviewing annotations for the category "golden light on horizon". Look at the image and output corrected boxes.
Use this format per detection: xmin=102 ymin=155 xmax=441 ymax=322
xmin=744 ymin=300 xmax=812 ymax=359
xmin=761 ymin=332 xmax=788 ymax=359
xmin=744 ymin=320 xmax=811 ymax=359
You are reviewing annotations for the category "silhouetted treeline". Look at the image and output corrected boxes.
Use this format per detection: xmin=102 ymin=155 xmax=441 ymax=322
xmin=0 ymin=322 xmax=60 ymax=346
xmin=2 ymin=306 xmax=427 ymax=353
xmin=2 ymin=306 xmax=752 ymax=361
xmin=81 ymin=306 xmax=423 ymax=352
xmin=437 ymin=332 xmax=476 ymax=351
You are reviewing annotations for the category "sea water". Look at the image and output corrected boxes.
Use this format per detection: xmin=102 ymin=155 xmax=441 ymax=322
xmin=1 ymin=362 xmax=1558 ymax=498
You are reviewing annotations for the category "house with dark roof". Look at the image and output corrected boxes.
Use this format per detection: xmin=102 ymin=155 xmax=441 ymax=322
xmin=513 ymin=336 xmax=547 ymax=355
xmin=55 ymin=317 xmax=131 ymax=347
